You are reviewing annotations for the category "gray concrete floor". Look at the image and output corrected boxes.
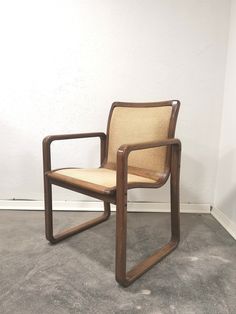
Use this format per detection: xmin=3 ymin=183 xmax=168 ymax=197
xmin=0 ymin=210 xmax=235 ymax=314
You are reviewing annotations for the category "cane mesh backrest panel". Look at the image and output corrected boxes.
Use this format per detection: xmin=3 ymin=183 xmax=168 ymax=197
xmin=106 ymin=105 xmax=172 ymax=177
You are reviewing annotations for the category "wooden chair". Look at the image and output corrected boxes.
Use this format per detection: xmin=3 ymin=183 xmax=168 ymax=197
xmin=43 ymin=100 xmax=181 ymax=287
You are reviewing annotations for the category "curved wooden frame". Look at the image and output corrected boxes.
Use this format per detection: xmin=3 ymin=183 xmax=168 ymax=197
xmin=43 ymin=100 xmax=181 ymax=286
xmin=43 ymin=132 xmax=111 ymax=244
xmin=116 ymin=138 xmax=181 ymax=286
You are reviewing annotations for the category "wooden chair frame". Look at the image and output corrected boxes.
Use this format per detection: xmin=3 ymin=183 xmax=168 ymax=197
xmin=43 ymin=100 xmax=181 ymax=287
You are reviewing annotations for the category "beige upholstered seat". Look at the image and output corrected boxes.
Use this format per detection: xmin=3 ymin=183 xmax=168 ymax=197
xmin=48 ymin=168 xmax=156 ymax=194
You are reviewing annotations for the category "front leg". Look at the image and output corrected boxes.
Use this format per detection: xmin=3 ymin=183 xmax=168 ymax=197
xmin=44 ymin=177 xmax=111 ymax=244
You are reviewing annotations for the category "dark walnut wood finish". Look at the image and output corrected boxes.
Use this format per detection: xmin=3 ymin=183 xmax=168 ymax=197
xmin=43 ymin=100 xmax=181 ymax=287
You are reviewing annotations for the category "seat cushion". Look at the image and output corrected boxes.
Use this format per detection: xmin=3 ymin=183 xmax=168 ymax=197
xmin=47 ymin=167 xmax=156 ymax=194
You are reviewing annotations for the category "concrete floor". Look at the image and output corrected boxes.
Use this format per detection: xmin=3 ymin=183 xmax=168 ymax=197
xmin=0 ymin=210 xmax=235 ymax=314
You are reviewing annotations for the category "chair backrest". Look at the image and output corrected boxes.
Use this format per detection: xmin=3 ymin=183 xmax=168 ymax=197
xmin=104 ymin=100 xmax=180 ymax=180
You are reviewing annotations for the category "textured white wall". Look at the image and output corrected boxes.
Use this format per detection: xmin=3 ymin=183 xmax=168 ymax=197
xmin=214 ymin=0 xmax=236 ymax=225
xmin=0 ymin=0 xmax=230 ymax=203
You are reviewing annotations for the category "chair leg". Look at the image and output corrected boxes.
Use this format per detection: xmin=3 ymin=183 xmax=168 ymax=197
xmin=115 ymin=187 xmax=128 ymax=285
xmin=44 ymin=178 xmax=111 ymax=244
xmin=115 ymin=174 xmax=180 ymax=287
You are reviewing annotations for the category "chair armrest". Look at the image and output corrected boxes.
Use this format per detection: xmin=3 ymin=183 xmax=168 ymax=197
xmin=117 ymin=138 xmax=181 ymax=157
xmin=43 ymin=132 xmax=106 ymax=144
xmin=116 ymin=138 xmax=181 ymax=187
xmin=43 ymin=132 xmax=106 ymax=172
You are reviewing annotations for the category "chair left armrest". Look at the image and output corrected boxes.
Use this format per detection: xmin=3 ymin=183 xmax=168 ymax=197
xmin=116 ymin=138 xmax=181 ymax=186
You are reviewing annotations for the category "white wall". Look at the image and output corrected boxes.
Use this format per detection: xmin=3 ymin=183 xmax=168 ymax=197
xmin=214 ymin=0 xmax=236 ymax=230
xmin=0 ymin=0 xmax=230 ymax=204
